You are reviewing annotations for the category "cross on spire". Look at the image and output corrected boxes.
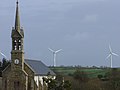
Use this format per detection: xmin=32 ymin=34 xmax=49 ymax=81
xmin=16 ymin=0 xmax=18 ymax=4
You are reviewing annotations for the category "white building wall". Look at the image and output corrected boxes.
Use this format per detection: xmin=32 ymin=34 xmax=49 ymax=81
xmin=34 ymin=75 xmax=56 ymax=90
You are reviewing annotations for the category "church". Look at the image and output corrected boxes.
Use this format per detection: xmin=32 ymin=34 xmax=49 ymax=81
xmin=2 ymin=1 xmax=56 ymax=90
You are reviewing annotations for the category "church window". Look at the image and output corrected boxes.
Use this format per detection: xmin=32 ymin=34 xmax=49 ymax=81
xmin=19 ymin=45 xmax=21 ymax=50
xmin=18 ymin=39 xmax=21 ymax=50
xmin=5 ymin=80 xmax=7 ymax=90
xmin=13 ymin=40 xmax=17 ymax=50
xmin=19 ymin=40 xmax=21 ymax=42
xmin=15 ymin=46 xmax=17 ymax=50
xmin=14 ymin=81 xmax=20 ymax=90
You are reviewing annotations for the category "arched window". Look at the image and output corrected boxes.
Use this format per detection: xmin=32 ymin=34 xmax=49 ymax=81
xmin=14 ymin=40 xmax=17 ymax=43
xmin=13 ymin=40 xmax=17 ymax=50
xmin=14 ymin=81 xmax=20 ymax=90
xmin=19 ymin=45 xmax=21 ymax=50
xmin=5 ymin=80 xmax=7 ymax=90
xmin=18 ymin=40 xmax=21 ymax=42
xmin=15 ymin=46 xmax=17 ymax=50
xmin=18 ymin=39 xmax=21 ymax=50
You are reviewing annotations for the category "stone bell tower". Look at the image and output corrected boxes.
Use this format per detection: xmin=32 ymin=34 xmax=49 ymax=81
xmin=2 ymin=1 xmax=29 ymax=90
xmin=11 ymin=1 xmax=24 ymax=70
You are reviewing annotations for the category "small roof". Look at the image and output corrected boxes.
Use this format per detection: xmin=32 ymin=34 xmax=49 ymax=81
xmin=25 ymin=59 xmax=56 ymax=76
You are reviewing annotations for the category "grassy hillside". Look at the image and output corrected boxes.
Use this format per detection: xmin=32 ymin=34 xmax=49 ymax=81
xmin=50 ymin=67 xmax=111 ymax=78
xmin=50 ymin=67 xmax=120 ymax=90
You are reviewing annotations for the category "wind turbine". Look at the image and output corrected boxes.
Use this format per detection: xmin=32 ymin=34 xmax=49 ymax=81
xmin=49 ymin=48 xmax=62 ymax=67
xmin=106 ymin=45 xmax=118 ymax=68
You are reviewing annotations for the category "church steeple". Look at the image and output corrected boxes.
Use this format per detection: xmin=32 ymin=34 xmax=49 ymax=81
xmin=11 ymin=0 xmax=24 ymax=70
xmin=15 ymin=0 xmax=20 ymax=31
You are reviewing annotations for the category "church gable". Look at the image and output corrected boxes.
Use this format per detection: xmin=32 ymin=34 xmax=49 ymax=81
xmin=2 ymin=63 xmax=29 ymax=90
xmin=24 ymin=63 xmax=38 ymax=90
xmin=2 ymin=64 xmax=11 ymax=77
xmin=11 ymin=30 xmax=23 ymax=38
xmin=24 ymin=62 xmax=35 ymax=77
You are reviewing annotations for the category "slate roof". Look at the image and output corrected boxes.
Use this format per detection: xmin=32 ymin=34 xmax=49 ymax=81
xmin=25 ymin=59 xmax=56 ymax=76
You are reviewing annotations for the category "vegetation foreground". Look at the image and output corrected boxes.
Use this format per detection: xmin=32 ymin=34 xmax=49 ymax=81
xmin=50 ymin=66 xmax=120 ymax=90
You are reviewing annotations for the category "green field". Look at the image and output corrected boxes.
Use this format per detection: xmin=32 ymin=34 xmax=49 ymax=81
xmin=50 ymin=67 xmax=120 ymax=90
xmin=50 ymin=67 xmax=111 ymax=78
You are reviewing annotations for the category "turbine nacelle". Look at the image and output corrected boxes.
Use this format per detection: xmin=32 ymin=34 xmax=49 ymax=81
xmin=48 ymin=48 xmax=62 ymax=54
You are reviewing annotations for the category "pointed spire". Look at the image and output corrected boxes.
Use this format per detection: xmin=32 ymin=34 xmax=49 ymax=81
xmin=15 ymin=0 xmax=20 ymax=31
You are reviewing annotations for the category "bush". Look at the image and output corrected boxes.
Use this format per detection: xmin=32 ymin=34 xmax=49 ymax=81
xmin=73 ymin=69 xmax=89 ymax=83
xmin=97 ymin=74 xmax=103 ymax=79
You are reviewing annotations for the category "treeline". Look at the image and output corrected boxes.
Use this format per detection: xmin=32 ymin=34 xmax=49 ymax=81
xmin=49 ymin=65 xmax=110 ymax=69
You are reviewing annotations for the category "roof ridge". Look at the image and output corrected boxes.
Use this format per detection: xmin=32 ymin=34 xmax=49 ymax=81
xmin=25 ymin=59 xmax=42 ymax=62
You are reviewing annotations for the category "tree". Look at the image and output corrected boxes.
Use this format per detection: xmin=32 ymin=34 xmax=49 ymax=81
xmin=63 ymin=80 xmax=72 ymax=90
xmin=97 ymin=74 xmax=103 ymax=80
xmin=104 ymin=68 xmax=120 ymax=90
xmin=43 ymin=76 xmax=72 ymax=90
xmin=73 ymin=69 xmax=89 ymax=83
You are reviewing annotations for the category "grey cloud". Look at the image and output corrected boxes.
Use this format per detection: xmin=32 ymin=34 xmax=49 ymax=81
xmin=65 ymin=32 xmax=91 ymax=41
xmin=81 ymin=14 xmax=98 ymax=23
xmin=1 ymin=0 xmax=120 ymax=67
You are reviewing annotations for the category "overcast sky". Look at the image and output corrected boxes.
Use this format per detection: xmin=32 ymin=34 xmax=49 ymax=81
xmin=0 ymin=0 xmax=120 ymax=67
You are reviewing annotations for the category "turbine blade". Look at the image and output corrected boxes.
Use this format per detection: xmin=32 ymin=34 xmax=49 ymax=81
xmin=109 ymin=44 xmax=112 ymax=53
xmin=0 ymin=52 xmax=7 ymax=59
xmin=106 ymin=54 xmax=111 ymax=59
xmin=55 ymin=49 xmax=62 ymax=53
xmin=48 ymin=48 xmax=54 ymax=52
xmin=112 ymin=53 xmax=119 ymax=56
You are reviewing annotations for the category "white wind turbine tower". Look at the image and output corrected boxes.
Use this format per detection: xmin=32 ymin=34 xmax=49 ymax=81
xmin=49 ymin=48 xmax=62 ymax=67
xmin=106 ymin=45 xmax=118 ymax=68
